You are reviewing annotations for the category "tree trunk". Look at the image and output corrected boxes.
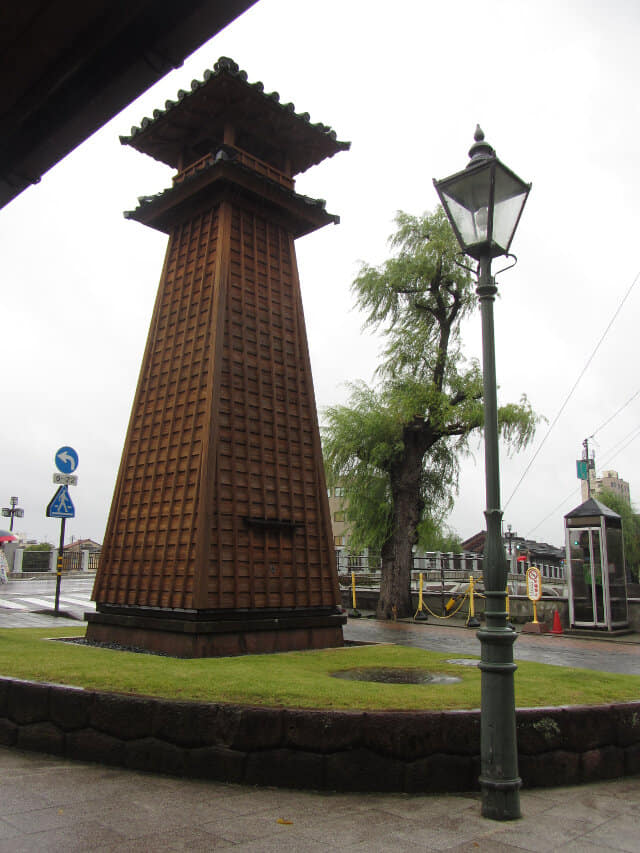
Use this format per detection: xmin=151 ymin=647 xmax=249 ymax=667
xmin=377 ymin=436 xmax=427 ymax=619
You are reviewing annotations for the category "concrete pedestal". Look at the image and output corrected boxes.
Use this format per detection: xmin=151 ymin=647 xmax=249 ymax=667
xmin=86 ymin=606 xmax=346 ymax=657
xmin=521 ymin=621 xmax=548 ymax=634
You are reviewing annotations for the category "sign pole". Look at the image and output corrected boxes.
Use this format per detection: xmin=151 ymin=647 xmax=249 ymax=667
xmin=48 ymin=446 xmax=79 ymax=616
xmin=54 ymin=517 xmax=66 ymax=615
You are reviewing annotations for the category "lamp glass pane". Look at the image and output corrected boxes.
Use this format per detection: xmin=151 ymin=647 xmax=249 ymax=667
xmin=440 ymin=192 xmax=480 ymax=246
xmin=440 ymin=163 xmax=491 ymax=249
xmin=491 ymin=163 xmax=529 ymax=252
xmin=439 ymin=163 xmax=493 ymax=250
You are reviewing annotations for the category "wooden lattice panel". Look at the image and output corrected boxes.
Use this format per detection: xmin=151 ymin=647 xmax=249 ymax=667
xmin=94 ymin=199 xmax=339 ymax=613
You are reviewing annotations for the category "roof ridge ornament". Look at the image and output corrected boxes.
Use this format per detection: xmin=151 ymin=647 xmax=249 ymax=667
xmin=214 ymin=57 xmax=239 ymax=74
xmin=467 ymin=124 xmax=495 ymax=167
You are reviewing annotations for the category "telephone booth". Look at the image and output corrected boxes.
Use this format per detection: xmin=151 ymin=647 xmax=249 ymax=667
xmin=564 ymin=497 xmax=629 ymax=631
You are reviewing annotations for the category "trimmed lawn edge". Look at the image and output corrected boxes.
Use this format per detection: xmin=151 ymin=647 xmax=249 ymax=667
xmin=1 ymin=629 xmax=639 ymax=710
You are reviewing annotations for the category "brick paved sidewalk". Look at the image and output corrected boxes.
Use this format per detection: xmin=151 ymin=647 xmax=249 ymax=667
xmin=1 ymin=747 xmax=639 ymax=851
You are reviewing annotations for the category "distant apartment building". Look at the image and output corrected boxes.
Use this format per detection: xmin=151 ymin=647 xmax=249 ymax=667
xmin=327 ymin=486 xmax=348 ymax=548
xmin=581 ymin=469 xmax=631 ymax=505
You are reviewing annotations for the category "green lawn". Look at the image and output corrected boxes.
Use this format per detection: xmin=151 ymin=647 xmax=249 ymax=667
xmin=1 ymin=627 xmax=639 ymax=711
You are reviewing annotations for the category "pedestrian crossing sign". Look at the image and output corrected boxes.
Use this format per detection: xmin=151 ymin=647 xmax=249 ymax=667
xmin=46 ymin=485 xmax=75 ymax=518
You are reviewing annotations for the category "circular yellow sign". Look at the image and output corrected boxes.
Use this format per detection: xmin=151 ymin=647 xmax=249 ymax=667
xmin=526 ymin=566 xmax=542 ymax=601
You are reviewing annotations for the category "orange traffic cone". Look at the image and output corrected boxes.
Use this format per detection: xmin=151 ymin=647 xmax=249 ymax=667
xmin=551 ymin=609 xmax=563 ymax=635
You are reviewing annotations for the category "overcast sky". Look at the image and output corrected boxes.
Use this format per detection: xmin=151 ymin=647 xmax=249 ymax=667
xmin=2 ymin=0 xmax=639 ymax=549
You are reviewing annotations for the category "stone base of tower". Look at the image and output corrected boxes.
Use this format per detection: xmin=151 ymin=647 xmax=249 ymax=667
xmin=85 ymin=606 xmax=346 ymax=658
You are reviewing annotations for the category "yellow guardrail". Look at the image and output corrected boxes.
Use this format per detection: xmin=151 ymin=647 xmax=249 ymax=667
xmin=414 ymin=573 xmax=484 ymax=626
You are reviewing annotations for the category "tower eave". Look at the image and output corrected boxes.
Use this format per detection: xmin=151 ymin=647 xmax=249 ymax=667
xmin=124 ymin=159 xmax=340 ymax=236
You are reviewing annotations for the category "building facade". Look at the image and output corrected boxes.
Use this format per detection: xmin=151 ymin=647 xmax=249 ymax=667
xmin=581 ymin=469 xmax=631 ymax=505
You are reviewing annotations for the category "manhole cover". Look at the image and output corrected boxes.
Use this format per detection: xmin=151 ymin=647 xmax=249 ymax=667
xmin=446 ymin=658 xmax=480 ymax=667
xmin=331 ymin=667 xmax=461 ymax=685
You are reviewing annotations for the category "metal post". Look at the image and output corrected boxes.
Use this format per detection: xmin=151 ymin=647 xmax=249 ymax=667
xmin=476 ymin=255 xmax=521 ymax=820
xmin=54 ymin=517 xmax=66 ymax=616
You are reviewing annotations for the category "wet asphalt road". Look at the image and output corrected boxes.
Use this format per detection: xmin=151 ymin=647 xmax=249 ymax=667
xmin=343 ymin=615 xmax=640 ymax=675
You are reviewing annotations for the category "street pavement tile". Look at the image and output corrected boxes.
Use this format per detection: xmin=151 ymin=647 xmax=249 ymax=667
xmin=0 ymin=820 xmax=127 ymax=853
xmin=216 ymin=832 xmax=342 ymax=852
xmin=557 ymin=784 xmax=639 ymax=816
xmin=208 ymin=785 xmax=345 ymax=817
xmin=391 ymin=820 xmax=509 ymax=852
xmin=31 ymin=768 xmax=133 ymax=806
xmin=434 ymin=842 xmax=534 ymax=853
xmin=88 ymin=799 xmax=195 ymax=838
xmin=486 ymin=814 xmax=600 ymax=852
xmin=0 ymin=819 xmax=22 ymax=843
xmin=2 ymin=804 xmax=88 ymax=836
xmin=198 ymin=809 xmax=328 ymax=845
xmin=533 ymin=798 xmax=622 ymax=828
xmin=0 ymin=787 xmax=52 ymax=816
xmin=575 ymin=813 xmax=640 ymax=853
xmin=340 ymin=837 xmax=437 ymax=852
xmin=288 ymin=805 xmax=415 ymax=848
xmin=372 ymin=792 xmax=481 ymax=822
xmin=560 ymin=840 xmax=633 ymax=853
xmin=92 ymin=827 xmax=241 ymax=851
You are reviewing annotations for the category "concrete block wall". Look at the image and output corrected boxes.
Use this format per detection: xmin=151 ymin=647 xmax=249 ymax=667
xmin=1 ymin=676 xmax=639 ymax=793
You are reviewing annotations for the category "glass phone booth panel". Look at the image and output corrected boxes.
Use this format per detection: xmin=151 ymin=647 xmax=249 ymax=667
xmin=566 ymin=528 xmax=606 ymax=626
xmin=606 ymin=526 xmax=628 ymax=625
xmin=564 ymin=498 xmax=629 ymax=631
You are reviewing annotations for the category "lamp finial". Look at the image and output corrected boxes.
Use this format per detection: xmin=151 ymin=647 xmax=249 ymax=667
xmin=467 ymin=125 xmax=495 ymax=166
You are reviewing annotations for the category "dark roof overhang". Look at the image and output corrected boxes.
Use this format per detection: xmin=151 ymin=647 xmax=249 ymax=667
xmin=565 ymin=497 xmax=622 ymax=525
xmin=0 ymin=1 xmax=258 ymax=209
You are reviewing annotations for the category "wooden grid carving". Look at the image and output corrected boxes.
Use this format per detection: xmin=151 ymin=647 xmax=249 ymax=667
xmin=94 ymin=197 xmax=339 ymax=613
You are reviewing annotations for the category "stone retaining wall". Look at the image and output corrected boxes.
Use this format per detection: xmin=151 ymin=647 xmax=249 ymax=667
xmin=1 ymin=676 xmax=639 ymax=792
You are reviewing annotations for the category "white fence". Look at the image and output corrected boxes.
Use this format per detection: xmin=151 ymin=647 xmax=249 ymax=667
xmin=336 ymin=549 xmax=565 ymax=584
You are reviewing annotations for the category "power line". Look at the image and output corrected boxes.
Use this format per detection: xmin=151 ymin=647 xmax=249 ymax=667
xmin=525 ymin=486 xmax=581 ymax=538
xmin=597 ymin=425 xmax=640 ymax=471
xmin=590 ymin=388 xmax=640 ymax=439
xmin=525 ymin=426 xmax=640 ymax=538
xmin=504 ymin=269 xmax=640 ymax=510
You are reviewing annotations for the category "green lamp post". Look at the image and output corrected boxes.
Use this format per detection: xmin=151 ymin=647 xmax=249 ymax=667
xmin=434 ymin=126 xmax=531 ymax=821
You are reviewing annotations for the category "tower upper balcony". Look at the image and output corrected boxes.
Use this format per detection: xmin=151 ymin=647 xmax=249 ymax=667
xmin=172 ymin=144 xmax=294 ymax=192
xmin=121 ymin=57 xmax=349 ymax=181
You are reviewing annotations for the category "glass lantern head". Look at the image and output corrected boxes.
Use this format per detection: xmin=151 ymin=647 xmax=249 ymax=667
xmin=433 ymin=126 xmax=531 ymax=260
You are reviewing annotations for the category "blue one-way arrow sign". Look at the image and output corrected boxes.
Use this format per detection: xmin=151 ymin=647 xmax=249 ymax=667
xmin=46 ymin=485 xmax=75 ymax=518
xmin=55 ymin=446 xmax=79 ymax=474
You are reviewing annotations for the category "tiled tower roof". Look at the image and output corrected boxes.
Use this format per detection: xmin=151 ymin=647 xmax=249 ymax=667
xmin=121 ymin=57 xmax=350 ymax=176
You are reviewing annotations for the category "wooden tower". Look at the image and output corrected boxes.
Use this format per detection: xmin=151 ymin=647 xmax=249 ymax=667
xmin=87 ymin=58 xmax=349 ymax=656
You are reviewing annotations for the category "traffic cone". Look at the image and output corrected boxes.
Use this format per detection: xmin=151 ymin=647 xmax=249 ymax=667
xmin=551 ymin=609 xmax=563 ymax=635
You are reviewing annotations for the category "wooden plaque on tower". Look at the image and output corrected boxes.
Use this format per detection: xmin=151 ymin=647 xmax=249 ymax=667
xmin=87 ymin=58 xmax=349 ymax=657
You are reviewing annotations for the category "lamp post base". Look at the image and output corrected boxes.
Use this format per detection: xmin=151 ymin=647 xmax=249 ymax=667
xmin=479 ymin=775 xmax=522 ymax=821
xmin=478 ymin=606 xmax=521 ymax=821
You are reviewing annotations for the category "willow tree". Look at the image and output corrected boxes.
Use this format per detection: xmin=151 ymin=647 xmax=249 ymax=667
xmin=323 ymin=208 xmax=539 ymax=619
xmin=597 ymin=489 xmax=640 ymax=581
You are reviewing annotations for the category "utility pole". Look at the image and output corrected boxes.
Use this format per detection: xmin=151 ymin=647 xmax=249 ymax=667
xmin=582 ymin=438 xmax=595 ymax=498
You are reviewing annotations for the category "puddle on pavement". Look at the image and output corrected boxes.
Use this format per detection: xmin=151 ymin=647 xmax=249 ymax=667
xmin=331 ymin=667 xmax=461 ymax=685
